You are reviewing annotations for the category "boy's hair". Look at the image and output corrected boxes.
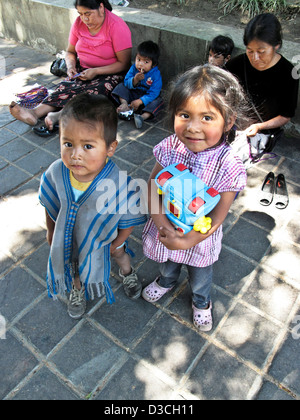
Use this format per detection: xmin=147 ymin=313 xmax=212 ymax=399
xmin=209 ymin=35 xmax=234 ymax=58
xmin=137 ymin=41 xmax=160 ymax=67
xmin=168 ymin=64 xmax=250 ymax=137
xmin=60 ymin=93 xmax=118 ymax=147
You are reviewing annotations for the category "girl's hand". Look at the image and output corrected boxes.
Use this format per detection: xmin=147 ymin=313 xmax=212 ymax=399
xmin=158 ymin=226 xmax=186 ymax=250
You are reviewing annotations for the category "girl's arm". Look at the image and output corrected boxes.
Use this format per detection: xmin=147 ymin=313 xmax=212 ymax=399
xmin=158 ymin=191 xmax=237 ymax=251
xmin=148 ymin=162 xmax=176 ymax=232
xmin=45 ymin=209 xmax=55 ymax=246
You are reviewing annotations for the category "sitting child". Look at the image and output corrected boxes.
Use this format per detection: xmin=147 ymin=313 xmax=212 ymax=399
xmin=39 ymin=93 xmax=147 ymax=319
xmin=112 ymin=40 xmax=163 ymax=129
xmin=208 ymin=35 xmax=234 ymax=67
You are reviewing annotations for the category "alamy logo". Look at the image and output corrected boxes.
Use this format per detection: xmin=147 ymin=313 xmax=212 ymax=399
xmin=0 ymin=54 xmax=5 ymax=79
xmin=292 ymin=315 xmax=300 ymax=340
xmin=292 ymin=55 xmax=300 ymax=80
xmin=0 ymin=314 xmax=6 ymax=340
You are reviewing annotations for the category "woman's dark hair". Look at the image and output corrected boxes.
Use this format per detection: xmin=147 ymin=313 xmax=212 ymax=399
xmin=137 ymin=41 xmax=160 ymax=67
xmin=243 ymin=13 xmax=282 ymax=48
xmin=74 ymin=0 xmax=112 ymax=11
xmin=60 ymin=93 xmax=117 ymax=147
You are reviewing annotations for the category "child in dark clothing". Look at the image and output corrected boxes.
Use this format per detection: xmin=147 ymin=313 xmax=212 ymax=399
xmin=208 ymin=35 xmax=234 ymax=67
xmin=112 ymin=40 xmax=163 ymax=129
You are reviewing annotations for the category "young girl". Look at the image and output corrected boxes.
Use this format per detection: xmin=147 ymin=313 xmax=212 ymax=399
xmin=39 ymin=93 xmax=146 ymax=319
xmin=142 ymin=65 xmax=248 ymax=332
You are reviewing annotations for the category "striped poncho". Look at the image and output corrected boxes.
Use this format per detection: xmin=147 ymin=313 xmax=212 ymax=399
xmin=39 ymin=159 xmax=147 ymax=302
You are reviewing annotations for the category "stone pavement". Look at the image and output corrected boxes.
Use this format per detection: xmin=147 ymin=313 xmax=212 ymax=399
xmin=0 ymin=37 xmax=300 ymax=401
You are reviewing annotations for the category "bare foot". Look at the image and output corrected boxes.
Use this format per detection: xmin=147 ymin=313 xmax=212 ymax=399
xmin=9 ymin=102 xmax=38 ymax=126
xmin=44 ymin=110 xmax=62 ymax=131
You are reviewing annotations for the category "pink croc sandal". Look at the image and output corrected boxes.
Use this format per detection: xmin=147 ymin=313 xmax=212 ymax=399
xmin=192 ymin=301 xmax=213 ymax=332
xmin=142 ymin=277 xmax=173 ymax=302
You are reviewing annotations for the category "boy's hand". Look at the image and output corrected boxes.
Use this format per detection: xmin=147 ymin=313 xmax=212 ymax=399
xmin=130 ymin=99 xmax=143 ymax=111
xmin=133 ymin=70 xmax=145 ymax=86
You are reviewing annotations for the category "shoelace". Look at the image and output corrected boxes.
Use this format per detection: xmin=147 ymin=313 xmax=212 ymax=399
xmin=123 ymin=274 xmax=138 ymax=289
xmin=70 ymin=288 xmax=85 ymax=306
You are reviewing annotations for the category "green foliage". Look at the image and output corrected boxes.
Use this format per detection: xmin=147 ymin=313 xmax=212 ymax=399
xmin=219 ymin=0 xmax=287 ymax=18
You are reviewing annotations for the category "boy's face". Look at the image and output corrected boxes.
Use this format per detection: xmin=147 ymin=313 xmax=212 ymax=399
xmin=60 ymin=117 xmax=118 ymax=183
xmin=135 ymin=53 xmax=153 ymax=74
xmin=208 ymin=50 xmax=229 ymax=67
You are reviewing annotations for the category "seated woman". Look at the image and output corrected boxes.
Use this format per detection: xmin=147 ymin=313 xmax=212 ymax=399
xmin=226 ymin=13 xmax=299 ymax=140
xmin=9 ymin=0 xmax=132 ymax=135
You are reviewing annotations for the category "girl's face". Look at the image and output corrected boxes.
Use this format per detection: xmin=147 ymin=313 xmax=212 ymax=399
xmin=174 ymin=94 xmax=233 ymax=153
xmin=60 ymin=118 xmax=117 ymax=183
xmin=246 ymin=39 xmax=280 ymax=71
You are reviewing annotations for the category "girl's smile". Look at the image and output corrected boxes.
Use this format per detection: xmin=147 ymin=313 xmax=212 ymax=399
xmin=174 ymin=95 xmax=233 ymax=153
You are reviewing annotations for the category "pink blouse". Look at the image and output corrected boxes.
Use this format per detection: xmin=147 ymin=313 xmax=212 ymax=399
xmin=69 ymin=10 xmax=132 ymax=69
xmin=143 ymin=134 xmax=247 ymax=268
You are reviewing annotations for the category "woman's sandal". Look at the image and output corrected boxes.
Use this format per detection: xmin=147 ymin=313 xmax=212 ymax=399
xmin=259 ymin=172 xmax=275 ymax=206
xmin=274 ymin=174 xmax=289 ymax=209
xmin=192 ymin=301 xmax=213 ymax=332
xmin=142 ymin=277 xmax=173 ymax=302
xmin=33 ymin=123 xmax=59 ymax=137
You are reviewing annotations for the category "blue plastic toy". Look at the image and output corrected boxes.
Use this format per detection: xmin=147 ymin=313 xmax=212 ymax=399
xmin=155 ymin=163 xmax=221 ymax=234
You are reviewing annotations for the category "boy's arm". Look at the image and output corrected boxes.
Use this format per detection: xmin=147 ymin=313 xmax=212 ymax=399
xmin=45 ymin=209 xmax=55 ymax=246
xmin=110 ymin=226 xmax=134 ymax=254
xmin=138 ymin=68 xmax=163 ymax=107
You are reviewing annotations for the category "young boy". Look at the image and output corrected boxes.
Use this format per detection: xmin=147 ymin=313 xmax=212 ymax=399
xmin=39 ymin=93 xmax=147 ymax=319
xmin=208 ymin=35 xmax=234 ymax=67
xmin=112 ymin=40 xmax=163 ymax=129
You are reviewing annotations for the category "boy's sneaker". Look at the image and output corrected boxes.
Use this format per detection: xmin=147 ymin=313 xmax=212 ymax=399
xmin=119 ymin=267 xmax=142 ymax=300
xmin=68 ymin=285 xmax=86 ymax=319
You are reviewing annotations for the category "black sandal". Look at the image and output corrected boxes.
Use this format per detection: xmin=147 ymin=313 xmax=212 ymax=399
xmin=33 ymin=123 xmax=59 ymax=137
xmin=259 ymin=172 xmax=275 ymax=206
xmin=274 ymin=174 xmax=289 ymax=209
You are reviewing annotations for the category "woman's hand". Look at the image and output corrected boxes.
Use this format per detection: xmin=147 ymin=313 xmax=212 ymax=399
xmin=79 ymin=68 xmax=98 ymax=81
xmin=245 ymin=123 xmax=261 ymax=137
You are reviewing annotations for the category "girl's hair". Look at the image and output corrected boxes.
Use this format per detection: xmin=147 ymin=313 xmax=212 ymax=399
xmin=243 ymin=13 xmax=282 ymax=48
xmin=168 ymin=64 xmax=250 ymax=140
xmin=74 ymin=0 xmax=112 ymax=11
xmin=137 ymin=41 xmax=160 ymax=67
xmin=60 ymin=93 xmax=117 ymax=147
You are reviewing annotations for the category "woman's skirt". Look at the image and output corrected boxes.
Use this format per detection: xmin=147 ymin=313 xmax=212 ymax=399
xmin=42 ymin=74 xmax=123 ymax=109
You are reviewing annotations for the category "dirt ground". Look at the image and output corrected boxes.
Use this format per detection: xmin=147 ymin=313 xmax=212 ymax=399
xmin=128 ymin=0 xmax=300 ymax=42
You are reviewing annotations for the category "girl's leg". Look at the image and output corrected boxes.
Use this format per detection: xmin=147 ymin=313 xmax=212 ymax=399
xmin=142 ymin=260 xmax=181 ymax=303
xmin=159 ymin=260 xmax=182 ymax=288
xmin=187 ymin=264 xmax=213 ymax=309
xmin=9 ymin=102 xmax=57 ymax=126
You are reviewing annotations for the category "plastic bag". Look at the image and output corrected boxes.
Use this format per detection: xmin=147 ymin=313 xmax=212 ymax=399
xmin=50 ymin=57 xmax=68 ymax=77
